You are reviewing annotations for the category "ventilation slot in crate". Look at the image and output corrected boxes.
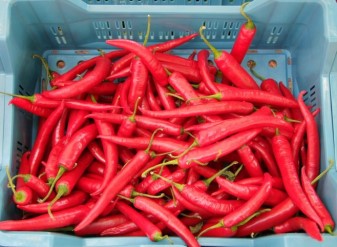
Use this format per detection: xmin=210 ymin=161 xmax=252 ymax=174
xmin=303 ymin=85 xmax=318 ymax=112
xmin=49 ymin=26 xmax=67 ymax=45
xmin=15 ymin=141 xmax=28 ymax=170
xmin=266 ymin=25 xmax=284 ymax=45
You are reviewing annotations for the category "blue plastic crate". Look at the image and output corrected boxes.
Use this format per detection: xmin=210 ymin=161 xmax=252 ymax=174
xmin=1 ymin=0 xmax=337 ymax=246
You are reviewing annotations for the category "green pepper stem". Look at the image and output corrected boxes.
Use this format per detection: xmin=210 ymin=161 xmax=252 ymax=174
xmin=0 ymin=91 xmax=35 ymax=102
xmin=39 ymin=166 xmax=66 ymax=203
xmin=48 ymin=185 xmax=68 ymax=219
xmin=203 ymin=161 xmax=238 ymax=187
xmin=240 ymin=2 xmax=255 ymax=30
xmin=311 ymin=160 xmax=334 ymax=185
xmin=151 ymin=172 xmax=184 ymax=191
xmin=33 ymin=54 xmax=54 ymax=82
xmin=143 ymin=15 xmax=151 ymax=46
xmin=6 ymin=166 xmax=17 ymax=195
xmin=145 ymin=128 xmax=163 ymax=154
xmin=197 ymin=221 xmax=224 ymax=238
xmin=199 ymin=26 xmax=222 ymax=59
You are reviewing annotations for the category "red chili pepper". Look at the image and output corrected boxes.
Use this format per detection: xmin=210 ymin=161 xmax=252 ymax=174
xmin=215 ymin=175 xmax=286 ymax=207
xmin=128 ymin=58 xmax=148 ymax=110
xmin=100 ymin=220 xmax=139 ymax=236
xmin=110 ymin=33 xmax=198 ymax=75
xmin=74 ymin=130 xmax=161 ymax=231
xmin=153 ymin=80 xmax=177 ymax=111
xmin=230 ymin=2 xmax=256 ymax=64
xmin=119 ymin=78 xmax=132 ymax=114
xmin=147 ymin=168 xmax=186 ymax=195
xmin=198 ymin=220 xmax=237 ymax=237
xmin=92 ymin=119 xmax=118 ymax=195
xmin=6 ymin=165 xmax=34 ymax=206
xmin=297 ymin=91 xmax=320 ymax=182
xmin=177 ymin=128 xmax=261 ymax=169
xmin=13 ymin=173 xmax=55 ymax=200
xmin=301 ymin=166 xmax=335 ymax=233
xmin=128 ymin=196 xmax=201 ymax=247
xmin=201 ymin=85 xmax=299 ymax=109
xmin=106 ymin=39 xmax=168 ymax=86
xmin=135 ymin=166 xmax=171 ymax=193
xmin=236 ymin=176 xmax=284 ymax=190
xmin=197 ymin=49 xmax=219 ymax=94
xmin=43 ymin=57 xmax=112 ymax=99
xmin=237 ymin=144 xmax=264 ymax=178
xmin=279 ymin=81 xmax=303 ymax=121
xmin=114 ymin=201 xmax=167 ymax=242
xmin=87 ymin=113 xmax=183 ymax=137
xmin=88 ymin=82 xmax=117 ymax=95
xmin=18 ymin=190 xmax=88 ymax=214
xmin=235 ymin=197 xmax=298 ymax=236
xmin=87 ymin=140 xmax=105 ymax=164
xmin=271 ymin=131 xmax=323 ymax=230
xmin=29 ymin=101 xmax=66 ymax=176
xmin=66 ymin=108 xmax=89 ymax=138
xmin=146 ymin=80 xmax=162 ymax=111
xmin=98 ymin=135 xmax=190 ymax=157
xmin=291 ymin=108 xmax=319 ymax=170
xmin=140 ymin=100 xmax=254 ymax=119
xmin=9 ymin=97 xmax=52 ymax=118
xmin=162 ymin=61 xmax=201 ymax=83
xmin=52 ymin=108 xmax=68 ymax=147
xmin=249 ymin=140 xmax=280 ymax=177
xmin=117 ymin=97 xmax=140 ymax=137
xmin=155 ymin=52 xmax=197 ymax=68
xmin=195 ymin=114 xmax=293 ymax=148
xmin=43 ymin=124 xmax=98 ymax=202
xmin=167 ymin=71 xmax=221 ymax=123
xmin=47 ymin=152 xmax=94 ymax=217
xmin=0 ymin=202 xmax=94 ymax=231
xmin=74 ymin=214 xmax=128 ymax=236
xmin=199 ymin=26 xmax=259 ymax=90
xmin=274 ymin=217 xmax=322 ymax=241
xmin=76 ymin=176 xmax=101 ymax=195
xmin=205 ymin=173 xmax=272 ymax=235
xmin=106 ymin=66 xmax=131 ymax=81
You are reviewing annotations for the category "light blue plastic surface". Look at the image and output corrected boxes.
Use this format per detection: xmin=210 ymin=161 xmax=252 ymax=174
xmin=1 ymin=0 xmax=337 ymax=246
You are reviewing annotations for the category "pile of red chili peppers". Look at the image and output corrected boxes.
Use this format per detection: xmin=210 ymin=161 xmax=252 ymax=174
xmin=0 ymin=4 xmax=334 ymax=247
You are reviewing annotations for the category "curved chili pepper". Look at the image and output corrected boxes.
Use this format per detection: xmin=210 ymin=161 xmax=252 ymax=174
xmin=52 ymin=107 xmax=68 ymax=147
xmin=202 ymin=85 xmax=299 ymax=109
xmin=74 ymin=214 xmax=128 ymax=236
xmin=0 ymin=203 xmax=94 ymax=231
xmin=106 ymin=39 xmax=168 ymax=86
xmin=100 ymin=220 xmax=138 ymax=236
xmin=87 ymin=140 xmax=106 ymax=164
xmin=177 ymin=128 xmax=261 ymax=169
xmin=114 ymin=201 xmax=167 ymax=242
xmin=13 ymin=174 xmax=55 ymax=200
xmin=297 ymin=91 xmax=320 ymax=182
xmin=162 ymin=61 xmax=201 ymax=83
xmin=199 ymin=26 xmax=259 ymax=90
xmin=9 ymin=97 xmax=52 ymax=118
xmin=279 ymin=81 xmax=303 ymax=121
xmin=237 ymin=144 xmax=264 ymax=178
xmin=197 ymin=49 xmax=219 ymax=94
xmin=42 ymin=124 xmax=98 ymax=202
xmin=87 ymin=113 xmax=183 ymax=137
xmin=43 ymin=57 xmax=112 ymax=99
xmin=76 ymin=176 xmax=101 ymax=194
xmin=146 ymin=79 xmax=162 ymax=111
xmin=230 ymin=2 xmax=256 ymax=64
xmin=98 ymin=135 xmax=190 ymax=157
xmin=18 ymin=190 xmax=88 ymax=214
xmin=219 ymin=173 xmax=272 ymax=228
xmin=249 ymin=140 xmax=280 ymax=177
xmin=195 ymin=114 xmax=292 ymax=148
xmin=301 ymin=166 xmax=335 ymax=233
xmin=88 ymin=82 xmax=117 ymax=95
xmin=75 ymin=130 xmax=161 ymax=231
xmin=140 ymin=101 xmax=254 ymax=119
xmin=29 ymin=101 xmax=65 ymax=176
xmin=130 ymin=196 xmax=201 ymax=247
xmin=92 ymin=119 xmax=118 ymax=195
xmin=47 ymin=152 xmax=94 ymax=217
xmin=274 ymin=217 xmax=322 ymax=241
xmin=235 ymin=198 xmax=297 ymax=236
xmin=272 ymin=132 xmax=323 ymax=230
xmin=51 ymin=50 xmax=126 ymax=86
xmin=128 ymin=58 xmax=149 ymax=110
